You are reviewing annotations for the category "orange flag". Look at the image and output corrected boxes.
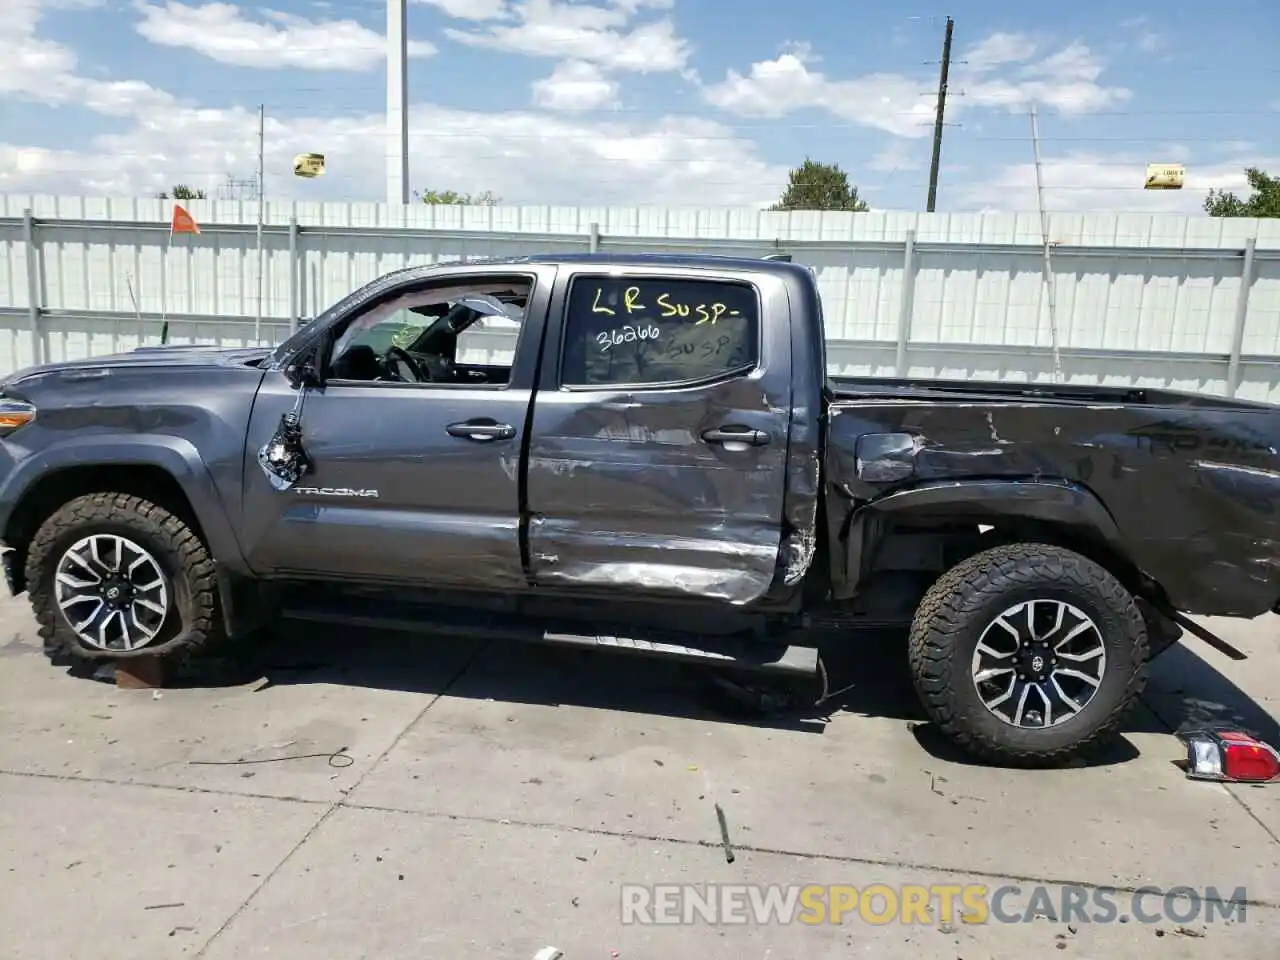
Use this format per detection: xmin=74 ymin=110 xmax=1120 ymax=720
xmin=170 ymin=203 xmax=200 ymax=235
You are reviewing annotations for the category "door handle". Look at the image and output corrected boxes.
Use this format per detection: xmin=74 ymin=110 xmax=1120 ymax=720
xmin=446 ymin=420 xmax=516 ymax=441
xmin=702 ymin=426 xmax=770 ymax=447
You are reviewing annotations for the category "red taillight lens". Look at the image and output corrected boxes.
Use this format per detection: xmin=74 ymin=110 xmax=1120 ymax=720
xmin=1221 ymin=735 xmax=1280 ymax=782
xmin=1179 ymin=728 xmax=1280 ymax=783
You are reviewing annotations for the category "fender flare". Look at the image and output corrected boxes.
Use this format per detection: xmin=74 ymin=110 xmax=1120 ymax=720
xmin=838 ymin=478 xmax=1130 ymax=598
xmin=0 ymin=434 xmax=248 ymax=573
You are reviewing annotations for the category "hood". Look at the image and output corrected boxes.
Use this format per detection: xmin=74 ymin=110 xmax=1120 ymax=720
xmin=0 ymin=343 xmax=273 ymax=391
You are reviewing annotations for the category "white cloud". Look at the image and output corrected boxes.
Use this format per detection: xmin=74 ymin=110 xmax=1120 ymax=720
xmin=413 ymin=0 xmax=509 ymax=18
xmin=701 ymin=32 xmax=1128 ymax=139
xmin=0 ymin=0 xmax=177 ymax=111
xmin=957 ymin=151 xmax=1280 ymax=213
xmin=133 ymin=1 xmax=437 ymax=71
xmin=701 ymin=45 xmax=935 ymax=138
xmin=956 ymin=36 xmax=1131 ymax=114
xmin=7 ymin=3 xmax=1255 ymax=219
xmin=0 ymin=2 xmax=79 ymax=99
xmin=963 ymin=32 xmax=1038 ymax=72
xmin=0 ymin=0 xmax=784 ymax=206
xmin=611 ymin=0 xmax=675 ymax=12
xmin=1118 ymin=16 xmax=1165 ymax=54
xmin=532 ymin=60 xmax=619 ymax=112
xmin=444 ymin=0 xmax=691 ymax=73
xmin=867 ymin=141 xmax=926 ymax=173
xmin=1156 ymin=143 xmax=1193 ymax=163
xmin=0 ymin=103 xmax=789 ymax=207
xmin=1136 ymin=31 xmax=1163 ymax=53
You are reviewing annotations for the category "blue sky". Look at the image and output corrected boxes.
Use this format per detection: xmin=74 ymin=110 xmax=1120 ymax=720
xmin=1 ymin=0 xmax=1277 ymax=211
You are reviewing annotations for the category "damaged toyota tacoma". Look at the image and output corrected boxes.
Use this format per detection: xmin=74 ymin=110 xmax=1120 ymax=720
xmin=1 ymin=253 xmax=1278 ymax=765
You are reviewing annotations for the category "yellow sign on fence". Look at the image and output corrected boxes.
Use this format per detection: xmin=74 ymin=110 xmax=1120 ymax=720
xmin=293 ymin=153 xmax=326 ymax=179
xmin=1144 ymin=162 xmax=1185 ymax=190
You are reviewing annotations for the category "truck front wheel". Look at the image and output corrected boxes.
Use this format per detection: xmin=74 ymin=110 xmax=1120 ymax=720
xmin=24 ymin=493 xmax=223 ymax=668
xmin=907 ymin=543 xmax=1147 ymax=766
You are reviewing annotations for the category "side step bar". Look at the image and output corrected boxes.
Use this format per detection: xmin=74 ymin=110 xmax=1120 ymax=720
xmin=540 ymin=631 xmax=820 ymax=678
xmin=280 ymin=596 xmax=820 ymax=679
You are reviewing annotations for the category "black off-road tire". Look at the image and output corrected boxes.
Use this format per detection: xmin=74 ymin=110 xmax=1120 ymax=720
xmin=25 ymin=493 xmax=224 ymax=668
xmin=907 ymin=543 xmax=1148 ymax=767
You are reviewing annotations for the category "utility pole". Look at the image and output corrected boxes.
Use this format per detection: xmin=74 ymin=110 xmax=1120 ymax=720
xmin=925 ymin=15 xmax=954 ymax=213
xmin=387 ymin=0 xmax=410 ymax=205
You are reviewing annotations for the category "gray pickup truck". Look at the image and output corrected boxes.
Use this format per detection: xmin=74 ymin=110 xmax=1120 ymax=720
xmin=1 ymin=253 xmax=1277 ymax=765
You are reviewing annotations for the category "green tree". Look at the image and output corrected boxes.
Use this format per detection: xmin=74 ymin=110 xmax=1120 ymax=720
xmin=157 ymin=184 xmax=207 ymax=199
xmin=770 ymin=159 xmax=869 ymax=212
xmin=416 ymin=188 xmax=501 ymax=205
xmin=1204 ymin=167 xmax=1280 ymax=218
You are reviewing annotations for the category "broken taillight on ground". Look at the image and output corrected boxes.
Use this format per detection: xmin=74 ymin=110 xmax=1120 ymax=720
xmin=1178 ymin=729 xmax=1280 ymax=783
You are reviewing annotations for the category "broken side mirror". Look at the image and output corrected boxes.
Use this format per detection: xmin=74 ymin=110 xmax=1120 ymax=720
xmin=286 ymin=330 xmax=332 ymax=389
xmin=285 ymin=361 xmax=314 ymax=389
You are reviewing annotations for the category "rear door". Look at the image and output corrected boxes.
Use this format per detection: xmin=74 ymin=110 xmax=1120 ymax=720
xmin=524 ymin=267 xmax=793 ymax=604
xmin=240 ymin=266 xmax=555 ymax=590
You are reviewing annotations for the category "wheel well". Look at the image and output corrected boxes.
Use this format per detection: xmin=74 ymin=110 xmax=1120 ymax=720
xmin=965 ymin=519 xmax=1149 ymax=598
xmin=4 ymin=464 xmax=207 ymax=566
xmin=842 ymin=515 xmax=1159 ymax=624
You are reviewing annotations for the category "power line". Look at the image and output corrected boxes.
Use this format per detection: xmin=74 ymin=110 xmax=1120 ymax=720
xmin=69 ymin=86 xmax=1280 ymax=120
xmin=61 ymin=128 xmax=1278 ymax=147
xmin=218 ymin=173 xmax=261 ymax=201
xmin=173 ymin=81 xmax=1280 ymax=116
xmin=35 ymin=165 xmax=1245 ymax=194
xmin=957 ymin=135 xmax=1275 ymax=143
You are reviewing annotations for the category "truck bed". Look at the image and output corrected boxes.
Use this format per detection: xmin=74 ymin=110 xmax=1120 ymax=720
xmin=824 ymin=377 xmax=1280 ymax=619
xmin=828 ymin=375 xmax=1277 ymax=411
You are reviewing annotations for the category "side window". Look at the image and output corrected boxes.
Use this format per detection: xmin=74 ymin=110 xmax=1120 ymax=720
xmin=345 ymin=308 xmax=432 ymax=355
xmin=326 ymin=276 xmax=532 ymax=387
xmin=560 ymin=277 xmax=759 ymax=387
xmin=455 ymin=310 xmax=522 ymax=367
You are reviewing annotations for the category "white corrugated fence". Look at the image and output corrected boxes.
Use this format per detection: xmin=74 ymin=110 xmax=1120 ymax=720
xmin=1 ymin=195 xmax=1278 ymax=401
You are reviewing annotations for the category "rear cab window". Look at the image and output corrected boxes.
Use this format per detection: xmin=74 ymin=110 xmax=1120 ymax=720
xmin=559 ymin=276 xmax=760 ymax=388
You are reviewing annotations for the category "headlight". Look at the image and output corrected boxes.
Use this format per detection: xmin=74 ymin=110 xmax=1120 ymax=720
xmin=0 ymin=398 xmax=36 ymax=436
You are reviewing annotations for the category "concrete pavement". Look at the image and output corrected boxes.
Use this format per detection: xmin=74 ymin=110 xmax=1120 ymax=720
xmin=0 ymin=594 xmax=1276 ymax=959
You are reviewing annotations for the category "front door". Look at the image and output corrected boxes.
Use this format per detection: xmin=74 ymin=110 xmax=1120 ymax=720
xmin=240 ymin=268 xmax=551 ymax=590
xmin=525 ymin=269 xmax=793 ymax=605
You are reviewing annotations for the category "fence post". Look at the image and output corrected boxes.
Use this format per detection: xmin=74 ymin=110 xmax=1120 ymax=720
xmin=288 ymin=216 xmax=300 ymax=335
xmin=1226 ymin=237 xmax=1257 ymax=398
xmin=894 ymin=229 xmax=917 ymax=377
xmin=22 ymin=210 xmax=43 ymax=367
xmin=588 ymin=221 xmax=600 ymax=253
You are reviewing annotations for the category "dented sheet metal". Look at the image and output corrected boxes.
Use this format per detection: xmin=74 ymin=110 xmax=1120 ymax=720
xmin=824 ymin=385 xmax=1280 ymax=618
xmin=523 ymin=269 xmax=800 ymax=605
xmin=529 ymin=517 xmax=778 ymax=603
xmin=525 ymin=376 xmax=790 ymax=604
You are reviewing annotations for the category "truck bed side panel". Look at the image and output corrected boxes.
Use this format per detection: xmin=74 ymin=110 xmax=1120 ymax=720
xmin=825 ymin=397 xmax=1280 ymax=617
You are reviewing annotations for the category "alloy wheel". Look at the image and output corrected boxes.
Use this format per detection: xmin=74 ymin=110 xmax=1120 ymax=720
xmin=53 ymin=534 xmax=170 ymax=652
xmin=970 ymin=599 xmax=1107 ymax=728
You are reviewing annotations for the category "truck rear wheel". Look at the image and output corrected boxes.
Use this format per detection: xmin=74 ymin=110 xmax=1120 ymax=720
xmin=25 ymin=493 xmax=223 ymax=668
xmin=907 ymin=543 xmax=1147 ymax=766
